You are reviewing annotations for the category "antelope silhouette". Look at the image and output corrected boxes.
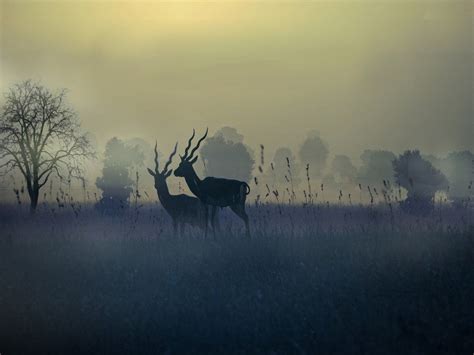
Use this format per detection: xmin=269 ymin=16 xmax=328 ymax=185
xmin=147 ymin=142 xmax=207 ymax=236
xmin=174 ymin=129 xmax=251 ymax=237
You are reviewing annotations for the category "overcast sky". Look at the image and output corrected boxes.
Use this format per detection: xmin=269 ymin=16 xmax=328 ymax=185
xmin=1 ymin=0 xmax=472 ymax=162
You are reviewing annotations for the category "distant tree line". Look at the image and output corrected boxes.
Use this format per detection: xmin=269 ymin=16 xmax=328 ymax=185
xmin=1 ymin=81 xmax=472 ymax=215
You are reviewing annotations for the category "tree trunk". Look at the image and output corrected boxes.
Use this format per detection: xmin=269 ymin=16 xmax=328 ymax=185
xmin=29 ymin=187 xmax=39 ymax=214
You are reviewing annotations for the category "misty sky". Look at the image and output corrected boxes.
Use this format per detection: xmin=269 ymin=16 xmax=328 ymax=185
xmin=0 ymin=1 xmax=472 ymax=162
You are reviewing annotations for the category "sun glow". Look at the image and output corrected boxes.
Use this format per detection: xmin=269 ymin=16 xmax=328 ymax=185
xmin=1 ymin=1 xmax=470 ymax=160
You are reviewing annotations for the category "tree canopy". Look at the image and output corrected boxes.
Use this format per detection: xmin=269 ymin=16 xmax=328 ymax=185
xmin=95 ymin=137 xmax=145 ymax=212
xmin=357 ymin=150 xmax=396 ymax=187
xmin=199 ymin=128 xmax=254 ymax=183
xmin=298 ymin=130 xmax=329 ymax=177
xmin=393 ymin=150 xmax=448 ymax=200
xmin=0 ymin=80 xmax=94 ymax=211
xmin=331 ymin=154 xmax=357 ymax=184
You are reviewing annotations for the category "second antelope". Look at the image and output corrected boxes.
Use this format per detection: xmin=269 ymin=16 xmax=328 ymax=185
xmin=174 ymin=128 xmax=251 ymax=237
xmin=147 ymin=142 xmax=207 ymax=235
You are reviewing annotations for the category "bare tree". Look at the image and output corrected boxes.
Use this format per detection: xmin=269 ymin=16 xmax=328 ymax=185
xmin=0 ymin=80 xmax=94 ymax=212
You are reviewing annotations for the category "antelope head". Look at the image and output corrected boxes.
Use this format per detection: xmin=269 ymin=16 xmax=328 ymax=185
xmin=174 ymin=128 xmax=208 ymax=177
xmin=147 ymin=141 xmax=178 ymax=188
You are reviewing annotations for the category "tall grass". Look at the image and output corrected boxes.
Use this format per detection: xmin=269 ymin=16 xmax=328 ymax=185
xmin=0 ymin=201 xmax=472 ymax=354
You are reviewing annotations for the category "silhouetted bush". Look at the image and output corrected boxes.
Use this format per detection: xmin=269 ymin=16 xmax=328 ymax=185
xmin=95 ymin=137 xmax=144 ymax=214
xmin=393 ymin=150 xmax=448 ymax=214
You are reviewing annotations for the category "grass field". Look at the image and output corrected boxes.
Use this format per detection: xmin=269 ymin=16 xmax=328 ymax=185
xmin=0 ymin=203 xmax=473 ymax=354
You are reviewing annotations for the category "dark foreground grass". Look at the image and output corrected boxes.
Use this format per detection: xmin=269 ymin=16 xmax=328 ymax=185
xmin=0 ymin=204 xmax=473 ymax=354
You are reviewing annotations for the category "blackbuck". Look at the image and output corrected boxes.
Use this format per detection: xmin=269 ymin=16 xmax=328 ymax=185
xmin=174 ymin=129 xmax=251 ymax=237
xmin=147 ymin=142 xmax=207 ymax=235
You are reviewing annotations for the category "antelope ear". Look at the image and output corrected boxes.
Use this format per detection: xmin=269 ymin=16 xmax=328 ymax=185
xmin=189 ymin=156 xmax=198 ymax=164
xmin=165 ymin=170 xmax=173 ymax=178
xmin=147 ymin=168 xmax=156 ymax=177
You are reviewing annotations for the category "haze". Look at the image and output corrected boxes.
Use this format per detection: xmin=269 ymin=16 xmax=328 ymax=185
xmin=0 ymin=0 xmax=472 ymax=160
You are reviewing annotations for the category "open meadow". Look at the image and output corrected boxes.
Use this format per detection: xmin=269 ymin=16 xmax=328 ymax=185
xmin=1 ymin=1 xmax=473 ymax=354
xmin=0 ymin=202 xmax=472 ymax=354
